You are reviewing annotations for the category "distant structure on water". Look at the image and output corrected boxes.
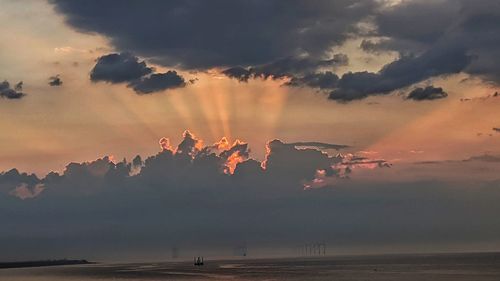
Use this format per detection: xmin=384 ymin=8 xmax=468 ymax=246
xmin=298 ymin=243 xmax=326 ymax=257
xmin=194 ymin=256 xmax=204 ymax=266
xmin=233 ymin=244 xmax=248 ymax=257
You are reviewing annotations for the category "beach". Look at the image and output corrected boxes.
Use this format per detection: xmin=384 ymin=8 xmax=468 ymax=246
xmin=1 ymin=252 xmax=500 ymax=281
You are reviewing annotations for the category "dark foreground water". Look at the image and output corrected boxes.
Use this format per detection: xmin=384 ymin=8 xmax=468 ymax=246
xmin=1 ymin=252 xmax=500 ymax=281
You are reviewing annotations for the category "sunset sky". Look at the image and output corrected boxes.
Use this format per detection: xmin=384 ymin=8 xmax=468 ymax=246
xmin=1 ymin=0 xmax=500 ymax=261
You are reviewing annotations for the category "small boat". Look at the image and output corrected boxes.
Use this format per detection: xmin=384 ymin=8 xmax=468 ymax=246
xmin=194 ymin=256 xmax=204 ymax=266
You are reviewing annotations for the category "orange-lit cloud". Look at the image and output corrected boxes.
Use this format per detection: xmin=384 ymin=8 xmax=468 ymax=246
xmin=159 ymin=137 xmax=172 ymax=151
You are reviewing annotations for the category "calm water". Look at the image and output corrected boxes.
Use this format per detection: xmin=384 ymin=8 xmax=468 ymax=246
xmin=1 ymin=253 xmax=500 ymax=281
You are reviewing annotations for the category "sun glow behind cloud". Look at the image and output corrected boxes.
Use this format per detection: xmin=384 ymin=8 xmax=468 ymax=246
xmin=152 ymin=70 xmax=292 ymax=144
xmin=1 ymin=0 xmax=499 ymax=178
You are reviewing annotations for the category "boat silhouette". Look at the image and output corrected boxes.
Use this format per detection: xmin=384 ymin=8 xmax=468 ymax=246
xmin=194 ymin=256 xmax=204 ymax=266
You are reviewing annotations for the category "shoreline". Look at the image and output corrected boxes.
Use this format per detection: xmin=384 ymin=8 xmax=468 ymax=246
xmin=0 ymin=259 xmax=92 ymax=269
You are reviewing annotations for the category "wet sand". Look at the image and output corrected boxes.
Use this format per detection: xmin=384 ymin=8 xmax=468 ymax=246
xmin=1 ymin=252 xmax=500 ymax=281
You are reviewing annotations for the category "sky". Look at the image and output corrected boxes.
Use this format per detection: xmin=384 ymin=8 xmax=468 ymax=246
xmin=0 ymin=0 xmax=500 ymax=261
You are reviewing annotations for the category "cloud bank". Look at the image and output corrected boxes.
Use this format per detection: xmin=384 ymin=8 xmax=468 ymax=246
xmin=2 ymin=131 xmax=500 ymax=260
xmin=51 ymin=0 xmax=372 ymax=70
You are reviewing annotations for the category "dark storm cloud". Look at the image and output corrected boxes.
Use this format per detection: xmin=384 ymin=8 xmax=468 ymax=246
xmin=285 ymin=72 xmax=339 ymax=89
xmin=91 ymin=53 xmax=188 ymax=94
xmin=222 ymin=67 xmax=252 ymax=82
xmin=493 ymin=128 xmax=500 ymax=133
xmin=0 ymin=80 xmax=25 ymax=99
xmin=374 ymin=1 xmax=459 ymax=47
xmin=48 ymin=75 xmax=63 ymax=86
xmin=372 ymin=0 xmax=500 ymax=84
xmin=289 ymin=36 xmax=469 ymax=101
xmin=318 ymin=0 xmax=497 ymax=102
xmin=406 ymin=86 xmax=448 ymax=101
xmin=223 ymin=54 xmax=348 ymax=82
xmin=51 ymin=0 xmax=374 ymax=70
xmin=50 ymin=0 xmax=500 ymax=102
xmin=90 ymin=53 xmax=152 ymax=83
xmin=129 ymin=71 xmax=186 ymax=94
xmin=328 ymin=46 xmax=470 ymax=101
xmin=301 ymin=1 xmax=498 ymax=102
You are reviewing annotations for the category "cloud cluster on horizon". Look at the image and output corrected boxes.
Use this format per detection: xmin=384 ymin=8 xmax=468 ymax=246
xmin=0 ymin=131 xmax=366 ymax=200
xmin=0 ymin=131 xmax=392 ymax=258
xmin=2 ymin=131 xmax=500 ymax=260
xmin=50 ymin=0 xmax=500 ymax=102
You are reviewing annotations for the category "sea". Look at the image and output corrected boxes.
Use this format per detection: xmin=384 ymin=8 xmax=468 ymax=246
xmin=1 ymin=252 xmax=500 ymax=281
